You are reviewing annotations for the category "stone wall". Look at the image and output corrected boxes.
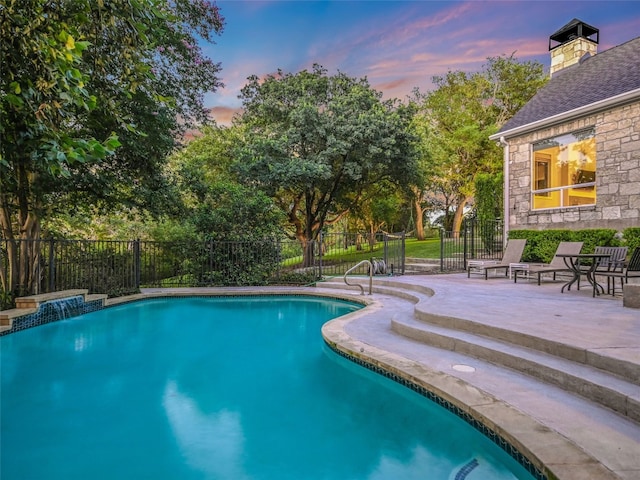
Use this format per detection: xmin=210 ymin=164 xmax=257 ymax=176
xmin=507 ymin=101 xmax=640 ymax=233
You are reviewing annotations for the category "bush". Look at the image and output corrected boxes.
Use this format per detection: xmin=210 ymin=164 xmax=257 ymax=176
xmin=271 ymin=270 xmax=318 ymax=285
xmin=622 ymin=227 xmax=640 ymax=252
xmin=509 ymin=228 xmax=619 ymax=263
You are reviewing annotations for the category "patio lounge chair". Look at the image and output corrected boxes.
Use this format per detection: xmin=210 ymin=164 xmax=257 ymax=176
xmin=600 ymin=246 xmax=640 ymax=295
xmin=514 ymin=241 xmax=584 ymax=285
xmin=467 ymin=239 xmax=527 ymax=280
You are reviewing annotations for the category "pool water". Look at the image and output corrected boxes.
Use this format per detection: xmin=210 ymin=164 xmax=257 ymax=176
xmin=1 ymin=296 xmax=536 ymax=479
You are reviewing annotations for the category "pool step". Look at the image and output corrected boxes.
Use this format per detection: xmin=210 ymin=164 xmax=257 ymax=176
xmin=404 ymin=258 xmax=442 ymax=274
xmin=319 ymin=277 xmax=640 ymax=424
xmin=390 ymin=313 xmax=639 ymax=423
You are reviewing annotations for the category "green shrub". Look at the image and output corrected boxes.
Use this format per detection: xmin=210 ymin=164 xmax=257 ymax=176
xmin=509 ymin=228 xmax=619 ymax=263
xmin=576 ymin=228 xmax=621 ymax=253
xmin=272 ymin=270 xmax=318 ymax=285
xmin=622 ymin=227 xmax=640 ymax=252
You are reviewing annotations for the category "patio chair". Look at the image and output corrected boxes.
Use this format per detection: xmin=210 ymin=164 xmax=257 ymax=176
xmin=600 ymin=246 xmax=640 ymax=295
xmin=467 ymin=239 xmax=527 ymax=280
xmin=581 ymin=246 xmax=628 ymax=293
xmin=514 ymin=241 xmax=584 ymax=285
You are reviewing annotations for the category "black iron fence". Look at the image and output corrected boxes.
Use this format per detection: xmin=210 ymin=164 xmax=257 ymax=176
xmin=318 ymin=231 xmax=405 ymax=277
xmin=1 ymin=232 xmax=405 ymax=309
xmin=1 ymin=222 xmax=506 ymax=307
xmin=438 ymin=219 xmax=504 ymax=271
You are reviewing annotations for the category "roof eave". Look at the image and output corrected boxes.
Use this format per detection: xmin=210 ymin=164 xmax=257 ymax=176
xmin=489 ymin=87 xmax=640 ymax=141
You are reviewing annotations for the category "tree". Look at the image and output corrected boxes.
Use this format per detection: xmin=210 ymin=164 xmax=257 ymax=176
xmin=347 ymin=181 xmax=406 ymax=250
xmin=474 ymin=171 xmax=504 ymax=252
xmin=236 ymin=65 xmax=418 ymax=265
xmin=406 ymin=98 xmax=433 ymax=240
xmin=162 ymin=125 xmax=286 ymax=286
xmin=414 ymin=54 xmax=546 ymax=234
xmin=0 ymin=0 xmax=224 ymax=297
xmin=421 ymin=70 xmax=502 ymax=235
xmin=484 ymin=54 xmax=549 ymax=126
xmin=170 ymin=125 xmax=284 ymax=241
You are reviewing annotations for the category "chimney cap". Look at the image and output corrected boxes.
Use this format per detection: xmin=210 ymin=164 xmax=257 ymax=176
xmin=549 ymin=18 xmax=599 ymax=51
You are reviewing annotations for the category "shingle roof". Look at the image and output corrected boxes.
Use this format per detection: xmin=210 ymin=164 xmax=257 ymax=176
xmin=497 ymin=36 xmax=640 ymax=135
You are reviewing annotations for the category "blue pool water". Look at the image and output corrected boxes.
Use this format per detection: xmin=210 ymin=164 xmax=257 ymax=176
xmin=1 ymin=296 xmax=536 ymax=479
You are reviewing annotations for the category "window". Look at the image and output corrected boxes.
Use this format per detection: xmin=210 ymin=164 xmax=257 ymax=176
xmin=531 ymin=128 xmax=596 ymax=209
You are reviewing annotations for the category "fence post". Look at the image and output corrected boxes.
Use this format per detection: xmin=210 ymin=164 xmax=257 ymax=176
xmin=48 ymin=238 xmax=55 ymax=293
xmin=470 ymin=218 xmax=475 ymax=259
xmin=463 ymin=225 xmax=468 ymax=270
xmin=400 ymin=231 xmax=406 ymax=275
xmin=133 ymin=239 xmax=141 ymax=289
xmin=383 ymin=233 xmax=389 ymax=268
xmin=208 ymin=239 xmax=214 ymax=278
xmin=275 ymin=237 xmax=281 ymax=282
xmin=439 ymin=228 xmax=445 ymax=272
xmin=317 ymin=232 xmax=323 ymax=279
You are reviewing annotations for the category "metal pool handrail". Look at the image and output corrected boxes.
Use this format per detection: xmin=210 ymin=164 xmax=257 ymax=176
xmin=343 ymin=260 xmax=373 ymax=295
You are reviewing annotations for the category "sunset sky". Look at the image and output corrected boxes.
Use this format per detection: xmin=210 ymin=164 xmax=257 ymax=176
xmin=202 ymin=1 xmax=640 ymax=125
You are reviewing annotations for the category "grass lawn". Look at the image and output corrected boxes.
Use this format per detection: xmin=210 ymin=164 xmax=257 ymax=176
xmin=317 ymin=237 xmax=441 ymax=263
xmin=404 ymin=238 xmax=440 ymax=258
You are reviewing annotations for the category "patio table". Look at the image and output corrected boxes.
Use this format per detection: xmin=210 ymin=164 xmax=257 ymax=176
xmin=467 ymin=259 xmax=500 ymax=277
xmin=509 ymin=262 xmax=530 ymax=280
xmin=555 ymin=253 xmax=612 ymax=297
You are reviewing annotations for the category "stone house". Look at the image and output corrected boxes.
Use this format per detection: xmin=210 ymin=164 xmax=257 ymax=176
xmin=490 ymin=19 xmax=640 ymax=235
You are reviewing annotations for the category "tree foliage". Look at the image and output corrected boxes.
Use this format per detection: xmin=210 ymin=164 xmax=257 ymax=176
xmin=0 ymin=0 xmax=224 ymax=295
xmin=474 ymin=171 xmax=504 ymax=252
xmin=170 ymin=125 xmax=284 ymax=241
xmin=345 ymin=180 xmax=408 ymax=249
xmin=412 ymin=54 xmax=546 ymax=235
xmin=236 ymin=64 xmax=418 ymax=263
xmin=475 ymin=172 xmax=504 ymax=224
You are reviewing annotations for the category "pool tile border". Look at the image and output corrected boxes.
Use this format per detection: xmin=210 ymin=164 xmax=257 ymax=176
xmin=325 ymin=342 xmax=547 ymax=480
xmin=0 ymin=298 xmax=104 ymax=336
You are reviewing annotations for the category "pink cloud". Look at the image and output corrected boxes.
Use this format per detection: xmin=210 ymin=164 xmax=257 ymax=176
xmin=209 ymin=105 xmax=241 ymax=127
xmin=204 ymin=1 xmax=640 ymax=117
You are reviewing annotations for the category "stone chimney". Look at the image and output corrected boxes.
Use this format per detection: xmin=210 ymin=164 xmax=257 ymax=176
xmin=549 ymin=19 xmax=599 ymax=77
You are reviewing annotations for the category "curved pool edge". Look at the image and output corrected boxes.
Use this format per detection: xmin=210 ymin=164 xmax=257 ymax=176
xmin=108 ymin=286 xmax=377 ymax=308
xmin=321 ymin=304 xmax=613 ymax=480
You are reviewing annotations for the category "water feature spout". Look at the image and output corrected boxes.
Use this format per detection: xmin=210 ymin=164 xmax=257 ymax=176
xmin=44 ymin=295 xmax=86 ymax=321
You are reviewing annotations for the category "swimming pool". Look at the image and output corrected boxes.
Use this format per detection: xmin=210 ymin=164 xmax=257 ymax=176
xmin=1 ymin=295 xmax=536 ymax=479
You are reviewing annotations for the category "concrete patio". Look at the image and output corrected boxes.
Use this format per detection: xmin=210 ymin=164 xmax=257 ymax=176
xmin=317 ymin=272 xmax=640 ymax=480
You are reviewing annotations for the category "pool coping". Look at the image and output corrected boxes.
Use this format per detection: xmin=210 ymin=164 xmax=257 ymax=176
xmin=323 ymin=302 xmax=579 ymax=480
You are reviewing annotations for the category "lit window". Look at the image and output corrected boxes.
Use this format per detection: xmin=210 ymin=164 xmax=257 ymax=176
xmin=531 ymin=128 xmax=596 ymax=209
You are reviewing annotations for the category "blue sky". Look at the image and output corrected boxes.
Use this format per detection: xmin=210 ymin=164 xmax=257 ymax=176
xmin=202 ymin=1 xmax=640 ymax=125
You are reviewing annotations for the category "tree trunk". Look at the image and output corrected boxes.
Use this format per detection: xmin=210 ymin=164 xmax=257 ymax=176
xmin=0 ymin=197 xmax=15 ymax=293
xmin=368 ymin=222 xmax=378 ymax=252
xmin=297 ymin=219 xmax=317 ymax=269
xmin=451 ymin=195 xmax=472 ymax=239
xmin=0 ymin=221 xmax=42 ymax=299
xmin=413 ymin=197 xmax=425 ymax=241
xmin=301 ymin=239 xmax=315 ymax=268
xmin=0 ymin=167 xmax=43 ymax=299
